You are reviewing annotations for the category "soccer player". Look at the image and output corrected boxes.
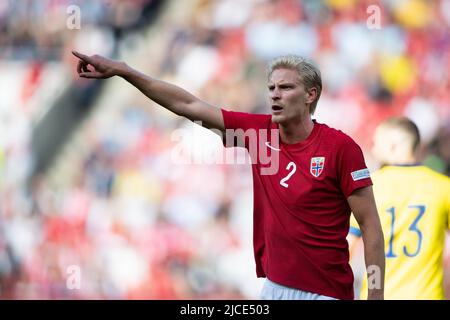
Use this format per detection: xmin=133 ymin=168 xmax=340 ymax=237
xmin=348 ymin=117 xmax=450 ymax=299
xmin=72 ymin=51 xmax=385 ymax=300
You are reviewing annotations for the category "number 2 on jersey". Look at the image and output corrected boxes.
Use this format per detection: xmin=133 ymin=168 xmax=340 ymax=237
xmin=280 ymin=162 xmax=296 ymax=188
xmin=386 ymin=205 xmax=426 ymax=258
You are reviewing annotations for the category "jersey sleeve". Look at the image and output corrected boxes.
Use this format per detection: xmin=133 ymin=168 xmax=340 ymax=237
xmin=221 ymin=108 xmax=269 ymax=149
xmin=337 ymin=136 xmax=373 ymax=198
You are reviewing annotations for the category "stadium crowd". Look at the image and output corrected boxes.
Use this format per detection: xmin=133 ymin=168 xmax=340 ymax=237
xmin=1 ymin=0 xmax=449 ymax=299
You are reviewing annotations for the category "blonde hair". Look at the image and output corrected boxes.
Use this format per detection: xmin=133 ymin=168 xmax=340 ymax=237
xmin=267 ymin=55 xmax=322 ymax=114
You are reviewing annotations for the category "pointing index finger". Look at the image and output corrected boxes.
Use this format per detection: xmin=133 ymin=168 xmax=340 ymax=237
xmin=72 ymin=50 xmax=91 ymax=63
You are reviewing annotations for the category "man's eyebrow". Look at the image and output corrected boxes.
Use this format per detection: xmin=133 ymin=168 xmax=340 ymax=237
xmin=268 ymin=81 xmax=295 ymax=86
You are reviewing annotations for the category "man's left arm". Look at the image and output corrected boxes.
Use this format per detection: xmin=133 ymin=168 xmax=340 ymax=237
xmin=347 ymin=186 xmax=385 ymax=300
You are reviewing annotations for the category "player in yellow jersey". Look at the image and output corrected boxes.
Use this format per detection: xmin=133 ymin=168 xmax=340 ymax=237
xmin=348 ymin=117 xmax=450 ymax=299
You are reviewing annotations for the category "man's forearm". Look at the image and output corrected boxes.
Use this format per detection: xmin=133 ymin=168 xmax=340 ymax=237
xmin=361 ymin=228 xmax=385 ymax=300
xmin=72 ymin=51 xmax=224 ymax=129
xmin=118 ymin=64 xmax=200 ymax=118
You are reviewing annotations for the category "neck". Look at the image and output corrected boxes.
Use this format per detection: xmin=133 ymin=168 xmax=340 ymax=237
xmin=279 ymin=116 xmax=314 ymax=144
xmin=387 ymin=153 xmax=417 ymax=166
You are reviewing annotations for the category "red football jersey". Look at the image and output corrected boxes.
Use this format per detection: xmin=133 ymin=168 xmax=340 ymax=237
xmin=221 ymin=109 xmax=372 ymax=300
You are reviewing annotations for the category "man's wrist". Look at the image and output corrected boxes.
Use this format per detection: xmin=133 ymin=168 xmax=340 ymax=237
xmin=367 ymin=289 xmax=384 ymax=300
xmin=116 ymin=62 xmax=130 ymax=78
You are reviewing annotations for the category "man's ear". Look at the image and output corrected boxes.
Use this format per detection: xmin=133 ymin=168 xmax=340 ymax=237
xmin=306 ymin=87 xmax=317 ymax=104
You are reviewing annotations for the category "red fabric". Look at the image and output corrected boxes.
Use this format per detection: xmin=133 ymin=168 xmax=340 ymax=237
xmin=221 ymin=109 xmax=372 ymax=300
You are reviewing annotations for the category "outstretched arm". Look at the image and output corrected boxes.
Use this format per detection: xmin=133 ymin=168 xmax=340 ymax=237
xmin=347 ymin=186 xmax=385 ymax=300
xmin=72 ymin=51 xmax=224 ymax=131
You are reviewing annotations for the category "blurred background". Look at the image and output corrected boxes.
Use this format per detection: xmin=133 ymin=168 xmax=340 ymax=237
xmin=0 ymin=0 xmax=449 ymax=299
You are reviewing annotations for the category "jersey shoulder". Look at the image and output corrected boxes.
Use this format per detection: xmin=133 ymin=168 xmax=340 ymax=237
xmin=318 ymin=122 xmax=361 ymax=150
xmin=374 ymin=165 xmax=450 ymax=183
xmin=420 ymin=166 xmax=450 ymax=184
xmin=372 ymin=166 xmax=450 ymax=204
xmin=222 ymin=109 xmax=272 ymax=128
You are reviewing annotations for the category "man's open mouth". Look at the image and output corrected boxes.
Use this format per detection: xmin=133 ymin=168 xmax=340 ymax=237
xmin=272 ymin=105 xmax=283 ymax=112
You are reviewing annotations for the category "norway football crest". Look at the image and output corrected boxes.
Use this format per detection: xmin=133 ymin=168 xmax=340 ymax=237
xmin=310 ymin=157 xmax=325 ymax=177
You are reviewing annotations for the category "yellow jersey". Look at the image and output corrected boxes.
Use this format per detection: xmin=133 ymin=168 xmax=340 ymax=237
xmin=350 ymin=165 xmax=450 ymax=299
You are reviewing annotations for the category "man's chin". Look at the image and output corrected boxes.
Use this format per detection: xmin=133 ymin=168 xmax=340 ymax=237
xmin=271 ymin=114 xmax=285 ymax=124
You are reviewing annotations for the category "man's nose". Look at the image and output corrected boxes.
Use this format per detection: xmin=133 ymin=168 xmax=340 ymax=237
xmin=270 ymin=89 xmax=281 ymax=100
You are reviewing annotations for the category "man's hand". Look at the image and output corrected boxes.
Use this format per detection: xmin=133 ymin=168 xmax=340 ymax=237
xmin=72 ymin=51 xmax=127 ymax=79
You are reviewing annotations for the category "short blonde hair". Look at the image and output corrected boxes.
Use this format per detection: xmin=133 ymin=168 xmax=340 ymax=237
xmin=379 ymin=117 xmax=421 ymax=152
xmin=267 ymin=55 xmax=322 ymax=114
